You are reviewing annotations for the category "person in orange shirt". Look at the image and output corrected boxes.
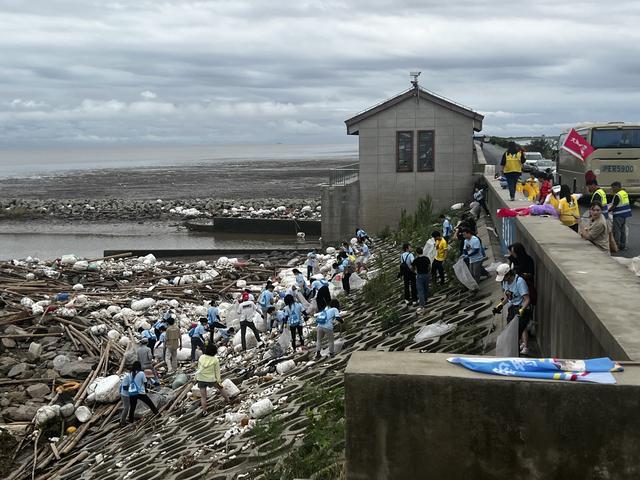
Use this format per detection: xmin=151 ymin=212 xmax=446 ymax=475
xmin=431 ymin=231 xmax=448 ymax=286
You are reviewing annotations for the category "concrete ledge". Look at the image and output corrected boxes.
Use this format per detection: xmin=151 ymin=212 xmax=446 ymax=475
xmin=485 ymin=176 xmax=640 ymax=360
xmin=345 ymin=352 xmax=640 ymax=480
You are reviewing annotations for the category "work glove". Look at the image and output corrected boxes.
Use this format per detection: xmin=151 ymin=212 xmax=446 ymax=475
xmin=491 ymin=304 xmax=503 ymax=315
xmin=518 ymin=307 xmax=526 ymax=316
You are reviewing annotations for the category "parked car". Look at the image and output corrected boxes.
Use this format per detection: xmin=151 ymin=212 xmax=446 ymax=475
xmin=523 ymin=152 xmax=543 ymax=172
xmin=535 ymin=159 xmax=556 ymax=174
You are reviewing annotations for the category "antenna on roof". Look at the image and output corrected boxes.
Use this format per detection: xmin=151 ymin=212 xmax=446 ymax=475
xmin=410 ymin=71 xmax=421 ymax=105
xmin=410 ymin=71 xmax=421 ymax=88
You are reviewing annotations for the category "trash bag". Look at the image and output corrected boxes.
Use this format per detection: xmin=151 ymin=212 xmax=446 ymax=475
xmin=496 ymin=314 xmax=519 ymax=357
xmin=423 ymin=238 xmax=437 ymax=263
xmin=277 ymin=328 xmax=292 ymax=351
xmin=453 ymin=258 xmax=479 ymax=291
xmin=413 ymin=322 xmax=455 ymax=343
xmin=349 ymin=272 xmax=365 ymax=290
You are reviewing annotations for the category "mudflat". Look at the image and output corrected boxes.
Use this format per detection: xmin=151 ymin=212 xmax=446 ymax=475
xmin=0 ymin=158 xmax=354 ymax=201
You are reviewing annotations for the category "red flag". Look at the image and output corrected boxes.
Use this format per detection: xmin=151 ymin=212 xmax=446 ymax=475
xmin=561 ymin=129 xmax=594 ymax=162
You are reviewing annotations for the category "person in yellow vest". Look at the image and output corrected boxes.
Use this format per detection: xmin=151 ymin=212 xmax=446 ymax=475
xmin=609 ymin=181 xmax=632 ymax=251
xmin=523 ymin=172 xmax=540 ymax=201
xmin=586 ymin=179 xmax=608 ymax=219
xmin=543 ymin=185 xmax=562 ymax=211
xmin=558 ymin=184 xmax=580 ymax=232
xmin=500 ymin=142 xmax=525 ymax=201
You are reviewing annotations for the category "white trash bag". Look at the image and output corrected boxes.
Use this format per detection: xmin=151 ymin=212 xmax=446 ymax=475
xmin=496 ymin=314 xmax=519 ymax=357
xmin=414 ymin=322 xmax=455 ymax=343
xmin=423 ymin=238 xmax=437 ymax=263
xmin=453 ymin=258 xmax=479 ymax=291
xmin=277 ymin=328 xmax=292 ymax=351
xmin=349 ymin=273 xmax=365 ymax=290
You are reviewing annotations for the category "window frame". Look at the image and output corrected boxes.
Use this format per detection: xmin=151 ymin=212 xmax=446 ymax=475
xmin=417 ymin=129 xmax=436 ymax=172
xmin=396 ymin=130 xmax=414 ymax=172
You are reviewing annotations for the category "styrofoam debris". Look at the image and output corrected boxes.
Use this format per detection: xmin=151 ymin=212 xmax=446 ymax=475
xmin=249 ymin=398 xmax=274 ymax=418
xmin=75 ymin=406 xmax=92 ymax=422
xmin=131 ymin=298 xmax=155 ymax=311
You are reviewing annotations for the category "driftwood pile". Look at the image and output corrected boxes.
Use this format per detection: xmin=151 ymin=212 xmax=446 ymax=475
xmin=0 ymin=250 xmax=302 ymax=480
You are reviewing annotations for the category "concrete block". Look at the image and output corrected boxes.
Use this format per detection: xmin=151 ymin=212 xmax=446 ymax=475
xmin=346 ymin=352 xmax=640 ymax=480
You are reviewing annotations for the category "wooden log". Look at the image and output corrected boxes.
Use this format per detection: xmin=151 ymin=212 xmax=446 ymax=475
xmin=0 ymin=333 xmax=64 ymax=339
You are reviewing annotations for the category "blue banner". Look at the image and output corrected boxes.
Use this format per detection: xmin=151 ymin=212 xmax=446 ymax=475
xmin=500 ymin=217 xmax=515 ymax=256
xmin=447 ymin=357 xmax=623 ymax=384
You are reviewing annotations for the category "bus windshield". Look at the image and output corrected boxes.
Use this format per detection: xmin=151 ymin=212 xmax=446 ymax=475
xmin=591 ymin=128 xmax=640 ymax=149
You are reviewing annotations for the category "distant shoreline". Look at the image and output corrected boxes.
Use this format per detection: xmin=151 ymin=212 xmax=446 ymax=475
xmin=0 ymin=157 xmax=354 ymax=201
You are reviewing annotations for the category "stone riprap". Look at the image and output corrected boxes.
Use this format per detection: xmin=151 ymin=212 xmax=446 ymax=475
xmin=0 ymin=198 xmax=321 ymax=222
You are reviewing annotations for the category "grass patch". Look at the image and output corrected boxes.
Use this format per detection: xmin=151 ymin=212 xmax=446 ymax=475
xmin=263 ymin=385 xmax=346 ymax=480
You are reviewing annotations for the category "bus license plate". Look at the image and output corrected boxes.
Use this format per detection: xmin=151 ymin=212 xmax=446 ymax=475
xmin=601 ymin=165 xmax=635 ymax=173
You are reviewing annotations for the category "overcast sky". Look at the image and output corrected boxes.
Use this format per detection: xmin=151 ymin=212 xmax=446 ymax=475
xmin=1 ymin=0 xmax=639 ymax=148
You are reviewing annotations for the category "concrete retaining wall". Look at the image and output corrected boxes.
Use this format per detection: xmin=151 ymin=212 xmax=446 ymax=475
xmin=321 ymin=180 xmax=360 ymax=246
xmin=345 ymin=352 xmax=640 ymax=480
xmin=485 ymin=175 xmax=640 ymax=360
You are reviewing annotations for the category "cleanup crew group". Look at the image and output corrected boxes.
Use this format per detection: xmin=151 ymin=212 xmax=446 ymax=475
xmin=118 ymin=229 xmax=373 ymax=422
xmin=498 ymin=142 xmax=632 ymax=254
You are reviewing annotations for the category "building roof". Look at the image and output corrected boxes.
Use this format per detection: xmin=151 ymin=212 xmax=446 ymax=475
xmin=345 ymin=86 xmax=484 ymax=134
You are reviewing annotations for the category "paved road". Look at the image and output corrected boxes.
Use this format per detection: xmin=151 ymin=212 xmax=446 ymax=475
xmin=480 ymin=142 xmax=640 ymax=259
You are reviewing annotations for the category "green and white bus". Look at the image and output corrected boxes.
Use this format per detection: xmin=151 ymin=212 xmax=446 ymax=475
xmin=558 ymin=122 xmax=640 ymax=201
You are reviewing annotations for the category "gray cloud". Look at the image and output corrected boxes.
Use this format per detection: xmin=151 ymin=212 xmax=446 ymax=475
xmin=0 ymin=0 xmax=638 ymax=147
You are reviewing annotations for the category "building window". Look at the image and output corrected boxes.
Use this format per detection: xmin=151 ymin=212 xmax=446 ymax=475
xmin=396 ymin=131 xmax=413 ymax=172
xmin=417 ymin=130 xmax=435 ymax=171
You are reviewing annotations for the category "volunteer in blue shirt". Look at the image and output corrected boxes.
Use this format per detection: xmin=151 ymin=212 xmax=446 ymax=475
xmin=492 ymin=264 xmax=532 ymax=355
xmin=258 ymin=284 xmax=276 ymax=323
xmin=207 ymin=299 xmax=226 ymax=342
xmin=439 ymin=215 xmax=453 ymax=240
xmin=123 ymin=361 xmax=159 ymax=424
xmin=292 ymin=269 xmax=309 ymax=298
xmin=332 ymin=253 xmax=353 ymax=295
xmin=267 ymin=306 xmax=286 ymax=332
xmin=190 ymin=317 xmax=208 ymax=362
xmin=462 ymin=229 xmax=484 ymax=285
xmin=284 ymin=294 xmax=305 ymax=352
xmin=138 ymin=326 xmax=157 ymax=352
xmin=355 ymin=227 xmax=371 ymax=243
xmin=306 ymin=249 xmax=317 ymax=279
xmin=310 ymin=276 xmax=332 ymax=311
xmin=314 ymin=300 xmax=344 ymax=359
xmin=153 ymin=317 xmax=168 ymax=342
xmin=400 ymin=243 xmax=417 ymax=305
xmin=357 ymin=238 xmax=371 ymax=270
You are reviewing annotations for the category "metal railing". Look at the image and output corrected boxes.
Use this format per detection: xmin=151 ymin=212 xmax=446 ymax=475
xmin=329 ymin=163 xmax=359 ymax=187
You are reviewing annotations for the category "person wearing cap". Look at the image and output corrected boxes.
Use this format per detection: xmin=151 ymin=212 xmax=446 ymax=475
xmin=493 ymin=264 xmax=531 ymax=355
xmin=587 ymin=178 xmax=608 ymax=219
xmin=236 ymin=291 xmax=263 ymax=351
xmin=543 ymin=184 xmax=562 ymax=211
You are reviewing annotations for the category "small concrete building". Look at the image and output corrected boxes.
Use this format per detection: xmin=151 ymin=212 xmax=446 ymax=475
xmin=321 ymin=84 xmax=483 ymax=244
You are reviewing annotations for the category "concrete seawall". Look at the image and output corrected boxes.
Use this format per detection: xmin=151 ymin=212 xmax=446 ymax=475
xmin=345 ymin=352 xmax=640 ymax=480
xmin=484 ymin=173 xmax=640 ymax=360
